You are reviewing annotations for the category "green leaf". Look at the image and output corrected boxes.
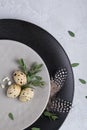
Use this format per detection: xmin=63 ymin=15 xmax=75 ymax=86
xmin=31 ymin=69 xmax=41 ymax=75
xmin=44 ymin=111 xmax=58 ymax=121
xmin=71 ymin=63 xmax=79 ymax=67
xmin=27 ymin=71 xmax=35 ymax=79
xmin=21 ymin=83 xmax=34 ymax=89
xmin=51 ymin=115 xmax=58 ymax=121
xmin=17 ymin=59 xmax=45 ymax=88
xmin=27 ymin=75 xmax=31 ymax=83
xmin=36 ymin=64 xmax=43 ymax=69
xmin=35 ymin=76 xmax=42 ymax=80
xmin=79 ymin=79 xmax=86 ymax=84
xmin=31 ymin=127 xmax=40 ymax=130
xmin=68 ymin=31 xmax=75 ymax=37
xmin=30 ymin=63 xmax=43 ymax=70
xmin=44 ymin=111 xmax=52 ymax=120
xmin=30 ymin=62 xmax=37 ymax=70
xmin=29 ymin=63 xmax=43 ymax=75
xmin=18 ymin=58 xmax=25 ymax=66
xmin=8 ymin=113 xmax=14 ymax=120
xmin=31 ymin=80 xmax=45 ymax=87
xmin=44 ymin=111 xmax=51 ymax=117
xmin=18 ymin=58 xmax=27 ymax=74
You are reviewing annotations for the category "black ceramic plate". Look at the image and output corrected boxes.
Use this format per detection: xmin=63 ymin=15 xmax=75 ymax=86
xmin=0 ymin=19 xmax=74 ymax=130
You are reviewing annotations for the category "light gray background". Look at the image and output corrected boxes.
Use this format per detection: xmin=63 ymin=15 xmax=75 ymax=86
xmin=0 ymin=0 xmax=87 ymax=130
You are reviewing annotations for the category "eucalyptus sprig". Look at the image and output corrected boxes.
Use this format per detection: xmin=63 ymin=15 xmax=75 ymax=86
xmin=18 ymin=59 xmax=45 ymax=88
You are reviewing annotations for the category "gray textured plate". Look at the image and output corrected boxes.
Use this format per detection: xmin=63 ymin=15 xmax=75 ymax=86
xmin=0 ymin=40 xmax=50 ymax=130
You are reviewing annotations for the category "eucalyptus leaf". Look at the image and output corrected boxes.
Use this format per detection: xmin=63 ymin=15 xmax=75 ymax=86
xmin=35 ymin=76 xmax=42 ymax=80
xmin=68 ymin=31 xmax=75 ymax=37
xmin=31 ymin=80 xmax=45 ymax=87
xmin=85 ymin=96 xmax=87 ymax=98
xmin=71 ymin=63 xmax=79 ymax=67
xmin=44 ymin=111 xmax=58 ymax=121
xmin=27 ymin=75 xmax=31 ymax=83
xmin=36 ymin=64 xmax=43 ymax=69
xmin=22 ymin=84 xmax=34 ymax=89
xmin=31 ymin=127 xmax=40 ymax=130
xmin=18 ymin=58 xmax=24 ymax=66
xmin=44 ymin=111 xmax=51 ymax=117
xmin=51 ymin=115 xmax=58 ymax=121
xmin=79 ymin=79 xmax=86 ymax=84
xmin=30 ymin=62 xmax=37 ymax=71
xmin=31 ymin=69 xmax=41 ymax=75
xmin=18 ymin=58 xmax=27 ymax=74
xmin=29 ymin=63 xmax=43 ymax=75
xmin=30 ymin=63 xmax=43 ymax=70
xmin=8 ymin=113 xmax=14 ymax=120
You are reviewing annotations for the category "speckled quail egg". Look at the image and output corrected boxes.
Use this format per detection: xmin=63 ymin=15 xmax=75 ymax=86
xmin=13 ymin=70 xmax=27 ymax=86
xmin=19 ymin=88 xmax=34 ymax=102
xmin=7 ymin=84 xmax=21 ymax=98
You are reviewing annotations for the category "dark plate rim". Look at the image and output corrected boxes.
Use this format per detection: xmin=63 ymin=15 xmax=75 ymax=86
xmin=0 ymin=18 xmax=75 ymax=130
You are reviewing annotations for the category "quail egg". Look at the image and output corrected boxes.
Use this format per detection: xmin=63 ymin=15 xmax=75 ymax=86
xmin=7 ymin=84 xmax=21 ymax=98
xmin=13 ymin=70 xmax=27 ymax=86
xmin=19 ymin=88 xmax=34 ymax=102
